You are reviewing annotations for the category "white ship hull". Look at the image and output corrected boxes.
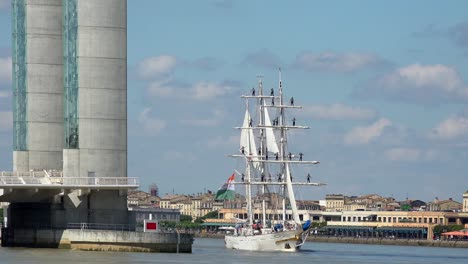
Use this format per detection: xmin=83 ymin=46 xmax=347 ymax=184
xmin=225 ymin=230 xmax=304 ymax=252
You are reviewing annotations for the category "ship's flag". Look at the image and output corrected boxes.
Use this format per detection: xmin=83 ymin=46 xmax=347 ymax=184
xmin=215 ymin=173 xmax=235 ymax=200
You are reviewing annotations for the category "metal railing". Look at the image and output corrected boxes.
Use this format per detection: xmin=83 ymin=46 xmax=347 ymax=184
xmin=67 ymin=223 xmax=136 ymax=231
xmin=0 ymin=170 xmax=63 ymax=177
xmin=0 ymin=171 xmax=138 ymax=189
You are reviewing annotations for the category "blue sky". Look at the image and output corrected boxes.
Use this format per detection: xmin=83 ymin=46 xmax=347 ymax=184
xmin=1 ymin=0 xmax=468 ymax=201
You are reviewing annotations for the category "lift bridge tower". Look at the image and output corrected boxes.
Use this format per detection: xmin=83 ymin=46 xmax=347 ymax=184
xmin=1 ymin=0 xmax=137 ymax=231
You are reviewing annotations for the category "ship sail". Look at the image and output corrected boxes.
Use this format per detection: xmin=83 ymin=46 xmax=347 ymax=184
xmin=263 ymin=102 xmax=279 ymax=154
xmin=240 ymin=109 xmax=251 ymax=153
xmin=240 ymin=109 xmax=258 ymax=161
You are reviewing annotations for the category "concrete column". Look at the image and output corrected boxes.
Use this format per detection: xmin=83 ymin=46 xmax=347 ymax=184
xmin=63 ymin=0 xmax=127 ymax=179
xmin=427 ymin=225 xmax=434 ymax=241
xmin=18 ymin=0 xmax=64 ymax=171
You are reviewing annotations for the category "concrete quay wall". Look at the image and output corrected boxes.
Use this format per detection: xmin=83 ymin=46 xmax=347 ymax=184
xmin=1 ymin=228 xmax=194 ymax=253
xmin=194 ymin=233 xmax=468 ymax=248
xmin=307 ymin=236 xmax=468 ymax=248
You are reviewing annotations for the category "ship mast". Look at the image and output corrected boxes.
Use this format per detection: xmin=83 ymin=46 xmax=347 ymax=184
xmin=230 ymin=70 xmax=325 ymax=230
xmin=245 ymin=99 xmax=254 ymax=226
xmin=256 ymin=75 xmax=268 ymax=228
xmin=278 ymin=68 xmax=301 ymax=225
xmin=278 ymin=69 xmax=287 ymax=225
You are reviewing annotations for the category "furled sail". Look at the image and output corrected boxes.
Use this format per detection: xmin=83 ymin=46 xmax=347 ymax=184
xmin=248 ymin=121 xmax=259 ymax=168
xmin=240 ymin=110 xmax=257 ymax=157
xmin=263 ymin=102 xmax=279 ymax=154
xmin=240 ymin=110 xmax=250 ymax=153
xmin=240 ymin=109 xmax=259 ymax=168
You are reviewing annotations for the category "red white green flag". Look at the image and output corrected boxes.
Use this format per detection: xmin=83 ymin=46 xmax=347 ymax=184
xmin=215 ymin=173 xmax=235 ymax=200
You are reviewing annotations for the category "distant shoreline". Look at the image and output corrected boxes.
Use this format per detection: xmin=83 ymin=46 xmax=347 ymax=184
xmin=194 ymin=233 xmax=468 ymax=248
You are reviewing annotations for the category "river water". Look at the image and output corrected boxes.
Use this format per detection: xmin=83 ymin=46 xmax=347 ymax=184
xmin=0 ymin=238 xmax=467 ymax=264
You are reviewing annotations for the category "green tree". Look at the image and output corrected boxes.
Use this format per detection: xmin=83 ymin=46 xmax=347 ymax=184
xmin=180 ymin=214 xmax=193 ymax=222
xmin=177 ymin=221 xmax=201 ymax=229
xmin=194 ymin=210 xmax=219 ymax=224
xmin=311 ymin=221 xmax=327 ymax=229
xmin=204 ymin=210 xmax=219 ymax=219
xmin=400 ymin=204 xmax=411 ymax=211
xmin=433 ymin=225 xmax=464 ymax=236
xmin=159 ymin=220 xmax=177 ymax=229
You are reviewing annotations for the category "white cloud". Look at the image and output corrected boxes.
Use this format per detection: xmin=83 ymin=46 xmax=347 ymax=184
xmin=414 ymin=22 xmax=468 ymax=49
xmin=0 ymin=56 xmax=12 ymax=83
xmin=190 ymin=57 xmax=224 ymax=71
xmin=344 ymin=118 xmax=392 ymax=145
xmin=449 ymin=22 xmax=468 ymax=48
xmin=385 ymin=147 xmax=439 ymax=162
xmin=242 ymin=49 xmax=282 ymax=69
xmin=191 ymin=81 xmax=235 ymax=100
xmin=0 ymin=111 xmax=12 ymax=132
xmin=293 ymin=51 xmax=384 ymax=73
xmin=358 ymin=64 xmax=468 ymax=104
xmin=137 ymin=108 xmax=166 ymax=136
xmin=148 ymin=79 xmax=236 ymax=101
xmin=147 ymin=78 xmax=178 ymax=97
xmin=138 ymin=55 xmax=177 ymax=79
xmin=303 ymin=104 xmax=377 ymax=120
xmin=385 ymin=147 xmax=421 ymax=162
xmin=139 ymin=55 xmax=236 ymax=101
xmin=431 ymin=116 xmax=468 ymax=139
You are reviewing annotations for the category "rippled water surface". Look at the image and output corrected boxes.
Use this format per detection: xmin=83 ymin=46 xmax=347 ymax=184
xmin=0 ymin=238 xmax=467 ymax=264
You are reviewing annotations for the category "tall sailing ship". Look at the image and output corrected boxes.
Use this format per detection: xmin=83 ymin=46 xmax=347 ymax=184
xmin=224 ymin=70 xmax=325 ymax=252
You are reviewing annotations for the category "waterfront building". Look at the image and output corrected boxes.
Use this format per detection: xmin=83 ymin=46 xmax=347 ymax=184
xmin=343 ymin=203 xmax=367 ymax=211
xmin=158 ymin=193 xmax=218 ymax=221
xmin=309 ymin=209 xmax=468 ymax=240
xmin=325 ymin=194 xmax=345 ymax=212
xmin=325 ymin=193 xmax=399 ymax=212
xmin=463 ymin=191 xmax=468 ymax=212
xmin=127 ymin=190 xmax=160 ymax=208
xmin=297 ymin=200 xmax=321 ymax=211
xmin=129 ymin=207 xmax=181 ymax=227
xmin=427 ymin=198 xmax=462 ymax=212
